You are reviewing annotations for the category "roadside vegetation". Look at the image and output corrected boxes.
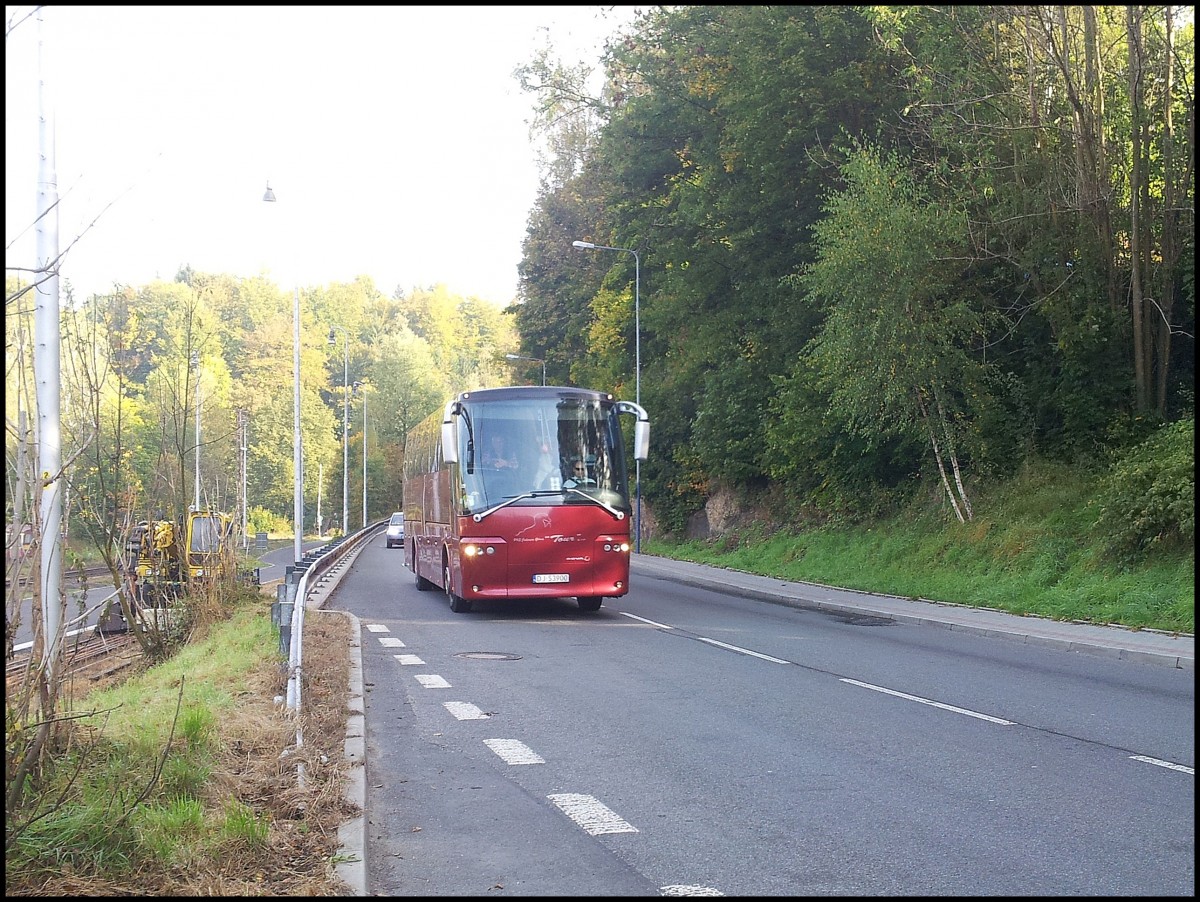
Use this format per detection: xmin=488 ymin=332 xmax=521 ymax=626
xmin=4 ymin=589 xmax=353 ymax=896
xmin=648 ymin=450 xmax=1194 ymax=636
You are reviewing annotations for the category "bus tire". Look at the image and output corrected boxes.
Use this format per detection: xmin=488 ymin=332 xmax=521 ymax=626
xmin=413 ymin=543 xmax=433 ymax=590
xmin=577 ymin=596 xmax=603 ymax=612
xmin=412 ymin=542 xmax=436 ymax=592
xmin=445 ymin=561 xmax=472 ymax=613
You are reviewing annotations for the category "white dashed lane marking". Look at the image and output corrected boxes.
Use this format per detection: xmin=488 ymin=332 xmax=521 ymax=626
xmin=414 ymin=674 xmax=451 ymax=689
xmin=697 ymin=637 xmax=789 ymax=664
xmin=1130 ymin=755 xmax=1194 ymax=774
xmin=379 ymin=637 xmax=406 ymax=648
xmin=547 ymin=793 xmax=638 ymax=835
xmin=841 ymin=678 xmax=1014 ymax=724
xmin=661 ymin=886 xmax=725 ymax=896
xmin=484 ymin=738 xmax=545 ymax=765
xmin=444 ymin=701 xmax=491 ymax=720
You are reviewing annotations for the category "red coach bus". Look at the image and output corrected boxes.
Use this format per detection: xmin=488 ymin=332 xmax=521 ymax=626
xmin=403 ymin=386 xmax=650 ymax=613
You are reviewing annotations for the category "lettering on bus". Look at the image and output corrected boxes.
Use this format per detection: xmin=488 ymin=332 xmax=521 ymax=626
xmin=511 ymin=533 xmax=587 ymax=544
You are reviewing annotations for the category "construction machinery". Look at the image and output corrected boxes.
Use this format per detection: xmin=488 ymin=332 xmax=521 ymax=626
xmin=129 ymin=508 xmax=235 ymax=608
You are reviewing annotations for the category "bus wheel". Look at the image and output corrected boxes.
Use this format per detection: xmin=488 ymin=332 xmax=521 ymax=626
xmin=413 ymin=543 xmax=433 ymax=590
xmin=445 ymin=561 xmax=472 ymax=613
xmin=577 ymin=596 xmax=603 ymax=612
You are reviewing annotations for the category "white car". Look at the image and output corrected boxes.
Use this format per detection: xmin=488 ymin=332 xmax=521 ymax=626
xmin=385 ymin=512 xmax=405 ymax=548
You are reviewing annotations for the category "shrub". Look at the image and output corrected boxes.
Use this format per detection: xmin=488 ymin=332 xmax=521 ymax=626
xmin=1092 ymin=417 xmax=1194 ymax=559
xmin=246 ymin=506 xmax=291 ymax=536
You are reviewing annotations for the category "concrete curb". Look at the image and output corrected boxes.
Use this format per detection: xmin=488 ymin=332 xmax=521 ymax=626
xmin=304 ymin=537 xmax=373 ymax=896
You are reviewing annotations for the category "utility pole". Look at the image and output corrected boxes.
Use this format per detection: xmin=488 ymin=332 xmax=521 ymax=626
xmin=35 ymin=6 xmax=65 ymax=694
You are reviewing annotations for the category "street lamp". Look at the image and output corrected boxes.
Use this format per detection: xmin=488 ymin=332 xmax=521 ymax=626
xmin=572 ymin=239 xmax=642 ymax=552
xmin=353 ymin=380 xmax=368 ymax=528
xmin=264 ymin=181 xmax=303 ymax=566
xmin=191 ymin=351 xmax=201 ymax=511
xmin=505 ymin=353 xmax=546 ymax=386
xmin=238 ymin=409 xmax=248 ymax=551
xmin=328 ymin=326 xmax=350 ymax=537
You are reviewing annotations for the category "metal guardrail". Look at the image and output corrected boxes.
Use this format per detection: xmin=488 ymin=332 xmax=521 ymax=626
xmin=277 ymin=520 xmax=387 ymax=716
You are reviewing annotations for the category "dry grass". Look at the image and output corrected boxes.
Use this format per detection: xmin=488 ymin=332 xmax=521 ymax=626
xmin=7 ymin=607 xmax=357 ymax=897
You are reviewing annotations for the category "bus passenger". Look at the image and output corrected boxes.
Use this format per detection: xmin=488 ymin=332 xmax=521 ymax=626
xmin=533 ymin=442 xmax=559 ymax=490
xmin=483 ymin=433 xmax=517 ymax=470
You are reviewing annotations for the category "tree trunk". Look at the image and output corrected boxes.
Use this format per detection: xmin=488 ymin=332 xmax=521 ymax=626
xmin=936 ymin=390 xmax=974 ymax=521
xmin=917 ymin=390 xmax=966 ymax=524
xmin=1126 ymin=6 xmax=1150 ymax=412
xmin=1155 ymin=5 xmax=1183 ymax=417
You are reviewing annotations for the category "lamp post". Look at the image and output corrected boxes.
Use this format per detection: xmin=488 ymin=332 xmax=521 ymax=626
xmin=327 ymin=326 xmax=350 ymax=537
xmin=238 ymin=409 xmax=248 ymax=551
xmin=191 ymin=351 xmax=201 ymax=511
xmin=572 ymin=239 xmax=642 ymax=552
xmin=353 ymin=380 xmax=368 ymax=528
xmin=264 ymin=181 xmax=303 ymax=566
xmin=505 ymin=353 xmax=546 ymax=386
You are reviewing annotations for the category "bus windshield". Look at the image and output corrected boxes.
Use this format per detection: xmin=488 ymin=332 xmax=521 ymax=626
xmin=456 ymin=393 xmax=630 ymax=516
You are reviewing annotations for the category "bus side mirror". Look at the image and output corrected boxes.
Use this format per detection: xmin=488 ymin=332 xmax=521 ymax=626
xmin=616 ymin=400 xmax=650 ymax=461
xmin=441 ymin=419 xmax=458 ymax=464
xmin=440 ymin=401 xmax=459 ymax=464
xmin=634 ymin=420 xmax=650 ymax=461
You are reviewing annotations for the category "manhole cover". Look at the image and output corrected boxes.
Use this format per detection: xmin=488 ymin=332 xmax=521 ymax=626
xmin=832 ymin=613 xmax=893 ymax=626
xmin=454 ymin=652 xmax=522 ymax=661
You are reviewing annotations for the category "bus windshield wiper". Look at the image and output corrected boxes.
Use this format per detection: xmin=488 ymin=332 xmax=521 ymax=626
xmin=471 ymin=490 xmax=625 ymax=523
xmin=472 ymin=491 xmax=560 ymax=522
xmin=562 ymin=488 xmax=625 ymax=520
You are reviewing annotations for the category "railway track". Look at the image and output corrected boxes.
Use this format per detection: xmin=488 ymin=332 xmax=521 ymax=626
xmin=7 ymin=563 xmax=118 ymax=587
xmin=6 ymin=628 xmax=143 ymax=696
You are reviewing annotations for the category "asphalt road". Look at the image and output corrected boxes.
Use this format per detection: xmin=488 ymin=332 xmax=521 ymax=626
xmin=318 ymin=537 xmax=1194 ymax=896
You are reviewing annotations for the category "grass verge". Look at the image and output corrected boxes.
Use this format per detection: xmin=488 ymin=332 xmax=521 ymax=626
xmin=646 ymin=464 xmax=1193 ymax=635
xmin=5 ymin=595 xmax=354 ymax=896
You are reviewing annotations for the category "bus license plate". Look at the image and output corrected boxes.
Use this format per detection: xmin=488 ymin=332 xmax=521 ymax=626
xmin=533 ymin=573 xmax=570 ymax=584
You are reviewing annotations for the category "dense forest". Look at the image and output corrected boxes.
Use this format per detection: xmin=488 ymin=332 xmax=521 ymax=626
xmin=5 ymin=5 xmax=1195 ymax=557
xmin=511 ymin=5 xmax=1194 ymax=536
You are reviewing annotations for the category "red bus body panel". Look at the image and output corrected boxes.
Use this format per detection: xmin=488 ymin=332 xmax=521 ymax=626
xmin=451 ymin=505 xmax=630 ymax=601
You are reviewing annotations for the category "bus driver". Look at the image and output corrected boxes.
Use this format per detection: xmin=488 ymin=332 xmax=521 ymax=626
xmin=562 ymin=458 xmax=596 ymax=488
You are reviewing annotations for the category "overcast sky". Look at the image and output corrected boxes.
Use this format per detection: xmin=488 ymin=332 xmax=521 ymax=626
xmin=5 ymin=5 xmax=635 ymax=305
